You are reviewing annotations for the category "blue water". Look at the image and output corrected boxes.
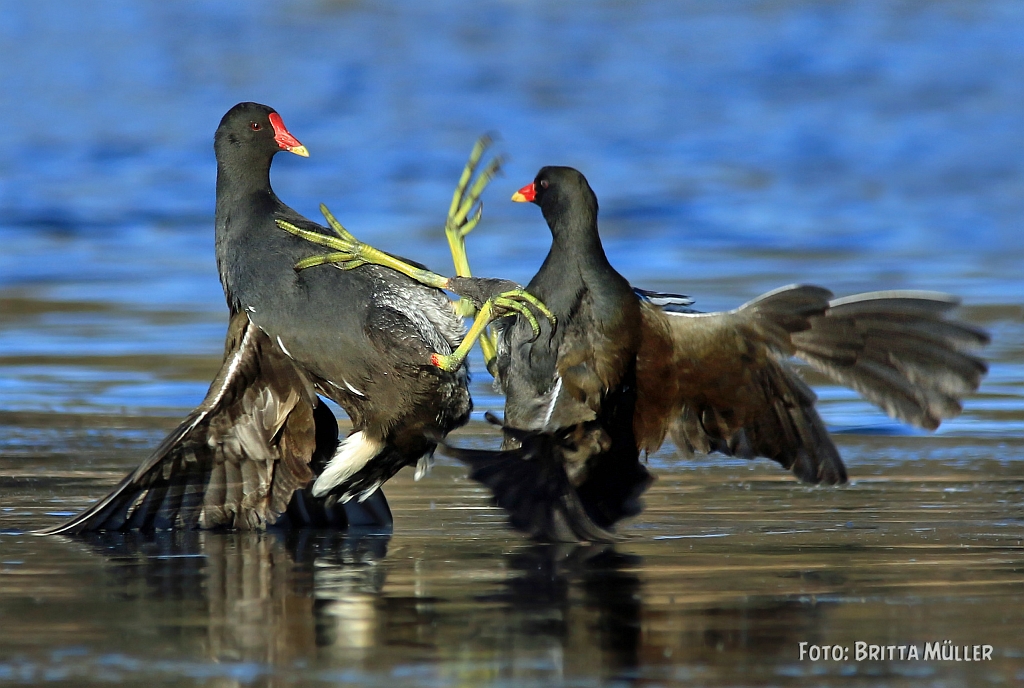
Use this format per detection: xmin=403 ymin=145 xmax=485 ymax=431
xmin=3 ymin=0 xmax=1021 ymax=436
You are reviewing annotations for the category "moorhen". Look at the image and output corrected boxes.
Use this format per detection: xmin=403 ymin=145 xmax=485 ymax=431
xmin=40 ymin=103 xmax=541 ymax=534
xmin=441 ymin=166 xmax=990 ymax=542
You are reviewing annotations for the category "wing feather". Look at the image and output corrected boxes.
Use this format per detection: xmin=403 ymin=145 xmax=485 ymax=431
xmin=640 ymin=285 xmax=988 ymax=484
xmin=38 ymin=312 xmax=323 ymax=534
xmin=794 ymin=291 xmax=989 ymax=430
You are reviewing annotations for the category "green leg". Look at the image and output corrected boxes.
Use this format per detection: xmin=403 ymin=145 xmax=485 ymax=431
xmin=277 ymin=216 xmax=553 ymax=366
xmin=277 ymin=217 xmax=449 ymax=290
xmin=431 ymin=300 xmax=496 ymax=372
xmin=445 ymin=137 xmax=502 ymax=284
xmin=443 ymin=136 xmax=504 ymax=364
xmin=276 ymin=139 xmax=556 ymax=375
xmin=431 ymin=289 xmax=554 ymax=372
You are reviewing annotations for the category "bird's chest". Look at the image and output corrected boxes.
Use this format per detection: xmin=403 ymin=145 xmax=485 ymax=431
xmin=506 ymin=279 xmax=641 ymax=429
xmin=217 ymin=219 xmax=303 ymax=313
xmin=557 ymin=288 xmax=641 ymax=399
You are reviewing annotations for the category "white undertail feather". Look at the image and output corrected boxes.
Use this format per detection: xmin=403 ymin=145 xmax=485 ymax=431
xmin=414 ymin=452 xmax=434 ymax=481
xmin=312 ymin=431 xmax=384 ymax=497
xmin=541 ymin=376 xmax=563 ymax=430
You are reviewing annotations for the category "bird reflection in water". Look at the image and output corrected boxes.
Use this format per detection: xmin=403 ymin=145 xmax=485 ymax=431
xmin=74 ymin=531 xmax=646 ymax=674
xmin=71 ymin=532 xmax=838 ymax=682
xmin=483 ymin=545 xmax=644 ymax=678
xmin=79 ymin=528 xmax=390 ymax=668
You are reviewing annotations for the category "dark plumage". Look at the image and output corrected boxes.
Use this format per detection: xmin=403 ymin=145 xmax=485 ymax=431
xmin=443 ymin=166 xmax=990 ymax=542
xmin=42 ymin=102 xmax=476 ymax=534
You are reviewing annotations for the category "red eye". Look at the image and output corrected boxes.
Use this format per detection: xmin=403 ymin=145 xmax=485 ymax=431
xmin=250 ymin=122 xmax=262 ymax=131
xmin=539 ymin=179 xmax=549 ymax=189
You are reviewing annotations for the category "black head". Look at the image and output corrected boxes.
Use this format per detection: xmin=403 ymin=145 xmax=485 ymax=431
xmin=213 ymin=102 xmax=309 ymax=163
xmin=512 ymin=166 xmax=599 ymax=237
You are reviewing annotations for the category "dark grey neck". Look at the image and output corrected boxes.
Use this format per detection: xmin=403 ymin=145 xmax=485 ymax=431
xmin=528 ymin=205 xmax=625 ymax=322
xmin=213 ymin=153 xmax=282 ymax=309
xmin=215 ymin=155 xmax=275 ymax=217
xmin=543 ymin=203 xmax=613 ymax=275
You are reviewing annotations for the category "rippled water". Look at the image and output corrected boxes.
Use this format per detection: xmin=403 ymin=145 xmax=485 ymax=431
xmin=1 ymin=1 xmax=1022 ymax=685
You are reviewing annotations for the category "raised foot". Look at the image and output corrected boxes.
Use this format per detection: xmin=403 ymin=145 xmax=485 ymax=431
xmin=442 ymin=136 xmax=504 ymax=365
xmin=491 ymin=288 xmax=555 ymax=336
xmin=446 ymin=135 xmax=503 ymax=283
xmin=277 ymin=206 xmax=448 ymax=289
xmin=276 ymin=205 xmax=370 ymax=270
xmin=430 ymin=288 xmax=555 ymax=372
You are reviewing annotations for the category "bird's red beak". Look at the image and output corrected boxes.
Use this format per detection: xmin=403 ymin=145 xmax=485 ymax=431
xmin=511 ymin=182 xmax=536 ymax=203
xmin=269 ymin=112 xmax=309 ymax=157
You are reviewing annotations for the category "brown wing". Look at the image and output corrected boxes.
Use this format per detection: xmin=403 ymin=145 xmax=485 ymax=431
xmin=38 ymin=312 xmax=322 ymax=534
xmin=635 ymin=285 xmax=988 ymax=485
xmin=792 ymin=290 xmax=989 ymax=430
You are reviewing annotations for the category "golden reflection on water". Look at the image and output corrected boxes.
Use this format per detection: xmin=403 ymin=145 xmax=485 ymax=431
xmin=1 ymin=444 xmax=1022 ymax=686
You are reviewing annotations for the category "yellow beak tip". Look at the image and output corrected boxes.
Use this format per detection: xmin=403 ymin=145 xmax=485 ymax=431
xmin=288 ymin=145 xmax=310 ymax=158
xmin=510 ymin=191 xmax=527 ymax=203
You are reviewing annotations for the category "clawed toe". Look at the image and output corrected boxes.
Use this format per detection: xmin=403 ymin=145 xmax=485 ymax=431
xmin=492 ymin=289 xmax=557 ymax=337
xmin=319 ymin=204 xmax=358 ymax=242
xmin=445 ymin=136 xmax=503 ymax=282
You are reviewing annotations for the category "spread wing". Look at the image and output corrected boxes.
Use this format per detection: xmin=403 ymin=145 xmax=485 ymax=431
xmin=39 ymin=312 xmax=328 ymax=534
xmin=636 ymin=285 xmax=988 ymax=484
xmin=792 ymin=290 xmax=989 ymax=428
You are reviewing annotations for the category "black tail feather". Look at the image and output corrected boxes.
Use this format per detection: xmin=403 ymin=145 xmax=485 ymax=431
xmin=441 ymin=431 xmax=650 ymax=544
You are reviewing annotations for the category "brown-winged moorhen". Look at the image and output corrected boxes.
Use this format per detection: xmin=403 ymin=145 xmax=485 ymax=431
xmin=40 ymin=102 xmax=533 ymax=534
xmin=441 ymin=166 xmax=990 ymax=542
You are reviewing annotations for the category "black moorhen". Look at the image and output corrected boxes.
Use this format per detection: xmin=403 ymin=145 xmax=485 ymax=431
xmin=40 ymin=102 xmax=517 ymax=534
xmin=442 ymin=166 xmax=989 ymax=542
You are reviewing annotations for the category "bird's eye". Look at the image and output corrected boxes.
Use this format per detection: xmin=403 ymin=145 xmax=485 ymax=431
xmin=250 ymin=122 xmax=262 ymax=131
xmin=539 ymin=179 xmax=549 ymax=189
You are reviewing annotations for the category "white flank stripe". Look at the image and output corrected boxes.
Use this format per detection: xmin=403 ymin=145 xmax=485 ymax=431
xmin=541 ymin=376 xmax=563 ymax=430
xmin=312 ymin=431 xmax=383 ymax=497
xmin=276 ymin=336 xmax=292 ymax=357
xmin=185 ymin=322 xmax=254 ymax=435
xmin=344 ymin=378 xmax=365 ymax=397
